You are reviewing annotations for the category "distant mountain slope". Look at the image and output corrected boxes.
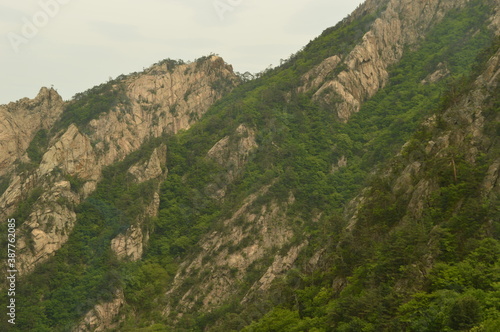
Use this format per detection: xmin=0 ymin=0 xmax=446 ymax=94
xmin=0 ymin=0 xmax=498 ymax=331
xmin=0 ymin=56 xmax=239 ymax=330
xmin=0 ymin=56 xmax=238 ymax=277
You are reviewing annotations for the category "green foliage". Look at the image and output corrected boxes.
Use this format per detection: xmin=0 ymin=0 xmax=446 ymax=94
xmin=124 ymin=262 xmax=169 ymax=311
xmin=147 ymin=156 xmax=222 ymax=262
xmin=0 ymin=175 xmax=10 ymax=197
xmin=9 ymin=186 xmax=44 ymax=225
xmin=449 ymin=295 xmax=483 ymax=330
xmin=56 ymin=81 xmax=129 ymax=130
xmin=27 ymin=129 xmax=49 ymax=163
xmin=430 ymin=239 xmax=500 ymax=293
xmin=210 ymin=76 xmax=238 ymax=94
xmin=64 ymin=174 xmax=85 ymax=192
xmin=16 ymin=129 xmax=51 ymax=174
xmin=114 ymin=135 xmax=228 ymax=326
xmin=248 ymin=308 xmax=303 ymax=331
xmin=5 ymin=140 xmax=165 ymax=331
xmin=157 ymin=58 xmax=185 ymax=72
xmin=398 ymin=239 xmax=500 ymax=331
xmin=206 ymin=1 xmax=498 ymax=331
xmin=6 ymin=0 xmax=498 ymax=330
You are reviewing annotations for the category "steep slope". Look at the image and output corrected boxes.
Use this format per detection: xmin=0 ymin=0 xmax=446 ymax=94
xmin=0 ymin=56 xmax=238 ymax=277
xmin=328 ymin=41 xmax=500 ymax=331
xmin=241 ymin=38 xmax=500 ymax=332
xmin=0 ymin=56 xmax=239 ymax=331
xmin=300 ymin=0 xmax=472 ymax=121
xmin=139 ymin=1 xmax=498 ymax=330
xmin=1 ymin=0 xmax=499 ymax=331
xmin=0 ymin=87 xmax=64 ymax=177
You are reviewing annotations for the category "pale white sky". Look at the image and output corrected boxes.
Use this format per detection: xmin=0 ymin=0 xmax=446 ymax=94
xmin=1 ymin=0 xmax=365 ymax=104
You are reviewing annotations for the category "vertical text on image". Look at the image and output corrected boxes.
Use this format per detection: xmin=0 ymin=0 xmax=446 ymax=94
xmin=6 ymin=218 xmax=17 ymax=325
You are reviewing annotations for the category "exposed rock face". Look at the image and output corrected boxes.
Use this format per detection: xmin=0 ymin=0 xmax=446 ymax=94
xmin=0 ymin=0 xmax=497 ymax=329
xmin=40 ymin=124 xmax=98 ymax=180
xmin=82 ymin=147 xmax=167 ymax=329
xmin=300 ymin=0 xmax=470 ymax=121
xmin=346 ymin=44 xmax=500 ymax=233
xmin=0 ymin=56 xmax=238 ymax=276
xmin=16 ymin=180 xmax=80 ymax=273
xmin=331 ymin=155 xmax=348 ymax=173
xmin=299 ymin=56 xmax=341 ymax=93
xmin=73 ymin=290 xmax=125 ymax=332
xmin=208 ymin=124 xmax=258 ymax=171
xmin=241 ymin=241 xmax=308 ymax=303
xmin=111 ymin=225 xmax=146 ymax=262
xmin=160 ymin=1 xmax=500 ymax=323
xmin=421 ymin=62 xmax=451 ymax=84
xmin=490 ymin=1 xmax=500 ymax=34
xmin=483 ymin=159 xmax=500 ymax=196
xmin=88 ymin=56 xmax=238 ymax=167
xmin=163 ymin=186 xmax=299 ymax=318
xmin=111 ymin=145 xmax=167 ymax=262
xmin=0 ymin=87 xmax=64 ymax=175
xmin=128 ymin=145 xmax=167 ymax=183
xmin=207 ymin=124 xmax=258 ymax=199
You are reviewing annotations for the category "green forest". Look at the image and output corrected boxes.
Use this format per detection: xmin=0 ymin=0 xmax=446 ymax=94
xmin=1 ymin=0 xmax=499 ymax=331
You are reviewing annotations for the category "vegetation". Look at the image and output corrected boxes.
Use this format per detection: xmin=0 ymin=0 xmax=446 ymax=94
xmin=56 ymin=81 xmax=129 ymax=131
xmin=1 ymin=139 xmax=164 ymax=331
xmin=0 ymin=175 xmax=9 ymax=197
xmin=152 ymin=0 xmax=497 ymax=330
xmin=234 ymin=29 xmax=500 ymax=332
xmin=26 ymin=129 xmax=49 ymax=164
xmin=3 ymin=0 xmax=499 ymax=331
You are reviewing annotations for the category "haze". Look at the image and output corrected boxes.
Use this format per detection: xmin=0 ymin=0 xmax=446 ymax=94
xmin=0 ymin=0 xmax=364 ymax=104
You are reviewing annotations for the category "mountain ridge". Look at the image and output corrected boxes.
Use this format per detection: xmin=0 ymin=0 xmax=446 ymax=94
xmin=0 ymin=0 xmax=499 ymax=330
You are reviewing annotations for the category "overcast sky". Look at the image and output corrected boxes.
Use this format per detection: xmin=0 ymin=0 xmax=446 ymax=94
xmin=1 ymin=0 xmax=365 ymax=104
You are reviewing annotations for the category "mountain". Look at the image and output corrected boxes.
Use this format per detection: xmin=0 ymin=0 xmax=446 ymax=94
xmin=0 ymin=0 xmax=499 ymax=331
xmin=0 ymin=56 xmax=238 ymax=276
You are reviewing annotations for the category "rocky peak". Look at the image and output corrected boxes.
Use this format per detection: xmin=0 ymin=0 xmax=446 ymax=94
xmin=0 ymin=56 xmax=239 ymax=276
xmin=34 ymin=86 xmax=63 ymax=105
xmin=0 ymin=87 xmax=64 ymax=175
xmin=300 ymin=0 xmax=473 ymax=121
xmin=346 ymin=45 xmax=500 ymax=232
xmin=87 ymin=55 xmax=239 ymax=167
xmin=73 ymin=290 xmax=125 ymax=332
xmin=4 ymin=87 xmax=63 ymax=111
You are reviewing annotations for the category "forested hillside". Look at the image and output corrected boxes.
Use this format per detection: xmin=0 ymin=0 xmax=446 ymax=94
xmin=0 ymin=0 xmax=499 ymax=331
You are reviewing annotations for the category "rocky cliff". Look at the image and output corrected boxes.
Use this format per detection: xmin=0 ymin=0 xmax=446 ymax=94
xmin=110 ymin=145 xmax=167 ymax=262
xmin=157 ymin=1 xmax=500 ymax=327
xmin=338 ymin=42 xmax=500 ymax=296
xmin=73 ymin=290 xmax=125 ymax=332
xmin=0 ymin=87 xmax=64 ymax=175
xmin=300 ymin=0 xmax=474 ymax=121
xmin=163 ymin=185 xmax=298 ymax=317
xmin=0 ymin=55 xmax=239 ymax=276
xmin=345 ymin=45 xmax=500 ymax=230
xmin=2 ymin=0 xmax=499 ymax=330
